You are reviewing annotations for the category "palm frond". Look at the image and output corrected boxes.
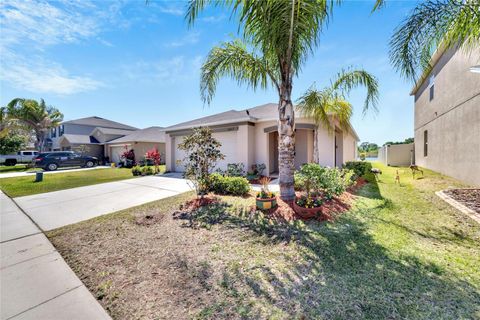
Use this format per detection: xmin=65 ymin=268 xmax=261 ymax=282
xmin=200 ymin=39 xmax=279 ymax=104
xmin=297 ymin=86 xmax=332 ymax=130
xmin=389 ymin=0 xmax=480 ymax=81
xmin=331 ymin=68 xmax=379 ymax=114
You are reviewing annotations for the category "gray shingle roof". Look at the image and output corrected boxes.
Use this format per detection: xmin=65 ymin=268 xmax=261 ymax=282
xmin=165 ymin=103 xmax=278 ymax=131
xmin=93 ymin=127 xmax=138 ymax=136
xmin=106 ymin=126 xmax=165 ymax=144
xmin=62 ymin=116 xmax=138 ymax=130
xmin=60 ymin=134 xmax=100 ymax=144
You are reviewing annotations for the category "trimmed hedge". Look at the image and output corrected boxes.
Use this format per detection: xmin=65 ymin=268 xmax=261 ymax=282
xmin=343 ymin=161 xmax=372 ymax=178
xmin=208 ymin=173 xmax=250 ymax=196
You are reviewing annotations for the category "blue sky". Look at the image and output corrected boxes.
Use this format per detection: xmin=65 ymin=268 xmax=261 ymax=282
xmin=0 ymin=0 xmax=420 ymax=145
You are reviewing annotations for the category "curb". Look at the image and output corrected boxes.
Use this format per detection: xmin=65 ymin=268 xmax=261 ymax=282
xmin=435 ymin=190 xmax=480 ymax=224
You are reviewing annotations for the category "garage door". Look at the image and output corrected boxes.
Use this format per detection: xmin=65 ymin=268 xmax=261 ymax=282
xmin=173 ymin=131 xmax=238 ymax=172
xmin=110 ymin=146 xmax=124 ymax=164
xmin=213 ymin=131 xmax=237 ymax=171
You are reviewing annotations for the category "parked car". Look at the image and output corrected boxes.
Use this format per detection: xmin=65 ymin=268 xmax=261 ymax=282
xmin=33 ymin=151 xmax=98 ymax=171
xmin=0 ymin=151 xmax=39 ymax=166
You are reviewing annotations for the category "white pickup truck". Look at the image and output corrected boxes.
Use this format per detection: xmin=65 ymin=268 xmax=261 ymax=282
xmin=0 ymin=151 xmax=39 ymax=166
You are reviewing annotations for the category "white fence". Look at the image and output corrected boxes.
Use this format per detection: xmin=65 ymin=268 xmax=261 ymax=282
xmin=378 ymin=143 xmax=414 ymax=166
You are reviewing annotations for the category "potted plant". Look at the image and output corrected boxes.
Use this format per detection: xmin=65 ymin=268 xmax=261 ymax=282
xmin=293 ymin=195 xmax=324 ymax=218
xmin=256 ymin=177 xmax=277 ymax=210
xmin=293 ymin=163 xmax=324 ymax=218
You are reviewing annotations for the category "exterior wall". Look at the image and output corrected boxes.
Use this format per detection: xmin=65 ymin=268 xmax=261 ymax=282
xmin=236 ymin=124 xmax=255 ymax=172
xmin=107 ymin=142 xmax=166 ymax=165
xmin=413 ymin=46 xmax=480 ymax=186
xmin=378 ymin=143 xmax=414 ymax=167
xmin=342 ymin=132 xmax=357 ymax=163
xmin=316 ymin=125 xmax=335 ymax=167
xmin=165 ymin=117 xmax=358 ymax=174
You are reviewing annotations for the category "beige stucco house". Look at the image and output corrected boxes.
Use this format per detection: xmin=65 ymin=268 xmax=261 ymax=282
xmin=164 ymin=103 xmax=359 ymax=175
xmin=105 ymin=127 xmax=166 ymax=164
xmin=411 ymin=45 xmax=480 ymax=186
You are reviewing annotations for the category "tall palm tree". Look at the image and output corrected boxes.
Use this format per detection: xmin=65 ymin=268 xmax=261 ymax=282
xmin=6 ymin=98 xmax=63 ymax=151
xmin=187 ymin=0 xmax=351 ymax=201
xmin=386 ymin=0 xmax=480 ymax=81
xmin=297 ymin=68 xmax=379 ymax=163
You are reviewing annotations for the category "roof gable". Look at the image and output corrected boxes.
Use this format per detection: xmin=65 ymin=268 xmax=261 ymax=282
xmin=62 ymin=116 xmax=138 ymax=131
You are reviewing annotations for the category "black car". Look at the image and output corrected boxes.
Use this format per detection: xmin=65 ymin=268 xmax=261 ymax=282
xmin=34 ymin=151 xmax=98 ymax=171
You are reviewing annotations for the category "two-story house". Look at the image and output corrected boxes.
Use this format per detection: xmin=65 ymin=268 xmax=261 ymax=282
xmin=46 ymin=116 xmax=138 ymax=159
xmin=410 ymin=45 xmax=480 ymax=186
xmin=46 ymin=116 xmax=166 ymax=164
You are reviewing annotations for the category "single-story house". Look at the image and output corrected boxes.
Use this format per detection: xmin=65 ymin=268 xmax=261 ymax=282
xmin=105 ymin=126 xmax=166 ymax=164
xmin=164 ymin=103 xmax=359 ymax=175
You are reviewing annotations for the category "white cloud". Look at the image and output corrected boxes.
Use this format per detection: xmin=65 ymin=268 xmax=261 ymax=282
xmin=0 ymin=0 xmax=123 ymax=95
xmin=165 ymin=32 xmax=201 ymax=48
xmin=120 ymin=56 xmax=202 ymax=85
xmin=200 ymin=15 xmax=226 ymax=23
xmin=157 ymin=4 xmax=184 ymax=16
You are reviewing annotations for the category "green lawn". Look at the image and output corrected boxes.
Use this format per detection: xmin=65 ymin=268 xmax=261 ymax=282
xmin=47 ymin=163 xmax=480 ymax=319
xmin=0 ymin=167 xmax=149 ymax=197
xmin=0 ymin=164 xmax=30 ymax=173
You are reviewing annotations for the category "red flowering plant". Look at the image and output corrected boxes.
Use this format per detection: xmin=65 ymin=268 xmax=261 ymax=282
xmin=121 ymin=145 xmax=136 ymax=168
xmin=145 ymin=147 xmax=161 ymax=173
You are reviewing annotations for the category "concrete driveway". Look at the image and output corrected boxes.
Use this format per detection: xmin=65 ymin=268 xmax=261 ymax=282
xmin=14 ymin=175 xmax=192 ymax=231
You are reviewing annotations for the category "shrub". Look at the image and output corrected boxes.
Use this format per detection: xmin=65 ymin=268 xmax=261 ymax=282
xmin=208 ymin=173 xmax=250 ymax=196
xmin=226 ymin=163 xmax=245 ymax=177
xmin=343 ymin=161 xmax=372 ymax=179
xmin=295 ymin=163 xmax=355 ymax=199
xmin=120 ymin=145 xmax=135 ymax=168
xmin=178 ymin=127 xmax=225 ymax=197
xmin=141 ymin=166 xmax=154 ymax=175
xmin=294 ymin=163 xmax=324 ymax=198
xmin=145 ymin=147 xmax=161 ymax=173
xmin=251 ymin=163 xmax=266 ymax=176
xmin=318 ymin=167 xmax=355 ymax=199
xmin=131 ymin=165 xmax=141 ymax=176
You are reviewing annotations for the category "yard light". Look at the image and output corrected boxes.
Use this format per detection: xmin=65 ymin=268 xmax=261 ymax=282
xmin=469 ymin=65 xmax=480 ymax=73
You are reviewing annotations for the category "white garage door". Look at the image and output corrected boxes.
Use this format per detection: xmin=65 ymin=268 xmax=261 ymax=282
xmin=213 ymin=131 xmax=237 ymax=171
xmin=173 ymin=131 xmax=238 ymax=172
xmin=110 ymin=146 xmax=124 ymax=164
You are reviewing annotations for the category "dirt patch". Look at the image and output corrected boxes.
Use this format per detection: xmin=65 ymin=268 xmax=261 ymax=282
xmin=444 ymin=189 xmax=480 ymax=214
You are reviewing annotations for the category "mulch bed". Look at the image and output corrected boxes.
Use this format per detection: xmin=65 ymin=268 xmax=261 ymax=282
xmin=443 ymin=189 xmax=480 ymax=213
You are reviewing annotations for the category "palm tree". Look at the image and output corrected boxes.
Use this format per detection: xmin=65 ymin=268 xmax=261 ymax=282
xmin=187 ymin=0 xmax=351 ymax=201
xmin=297 ymin=68 xmax=379 ymax=163
xmin=6 ymin=98 xmax=63 ymax=151
xmin=386 ymin=0 xmax=480 ymax=81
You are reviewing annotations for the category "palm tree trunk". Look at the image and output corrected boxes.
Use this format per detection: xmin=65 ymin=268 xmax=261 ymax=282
xmin=313 ymin=127 xmax=319 ymax=163
xmin=278 ymin=86 xmax=295 ymax=201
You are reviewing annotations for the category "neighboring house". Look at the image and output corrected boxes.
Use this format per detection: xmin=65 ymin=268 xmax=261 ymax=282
xmin=164 ymin=103 xmax=359 ymax=175
xmin=410 ymin=45 xmax=480 ymax=186
xmin=46 ymin=116 xmax=138 ymax=159
xmin=105 ymin=126 xmax=166 ymax=164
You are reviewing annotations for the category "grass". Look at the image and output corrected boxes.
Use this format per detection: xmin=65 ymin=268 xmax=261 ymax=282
xmin=0 ymin=164 xmax=30 ymax=173
xmin=0 ymin=165 xmax=165 ymax=197
xmin=47 ymin=163 xmax=480 ymax=319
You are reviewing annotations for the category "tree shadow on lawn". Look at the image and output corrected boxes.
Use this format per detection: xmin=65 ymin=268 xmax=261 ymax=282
xmin=180 ymin=191 xmax=479 ymax=318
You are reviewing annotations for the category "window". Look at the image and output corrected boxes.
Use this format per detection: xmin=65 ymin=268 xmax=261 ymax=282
xmin=23 ymin=151 xmax=32 ymax=155
xmin=51 ymin=127 xmax=57 ymax=138
xmin=428 ymin=75 xmax=435 ymax=101
xmin=424 ymin=130 xmax=428 ymax=157
xmin=59 ymin=125 xmax=64 ymax=136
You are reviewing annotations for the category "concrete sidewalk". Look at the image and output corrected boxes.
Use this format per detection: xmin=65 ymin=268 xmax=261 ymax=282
xmin=0 ymin=166 xmax=111 ymax=179
xmin=0 ymin=192 xmax=110 ymax=320
xmin=15 ymin=175 xmax=193 ymax=231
